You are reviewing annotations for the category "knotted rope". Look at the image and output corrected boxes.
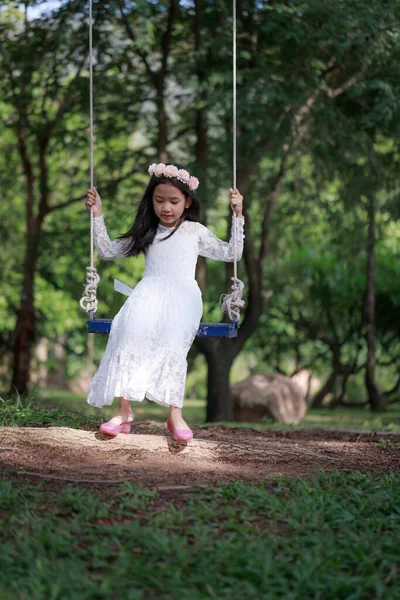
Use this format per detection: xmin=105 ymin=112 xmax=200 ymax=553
xmin=220 ymin=0 xmax=245 ymax=323
xmin=80 ymin=0 xmax=100 ymax=318
xmin=79 ymin=267 xmax=100 ymax=314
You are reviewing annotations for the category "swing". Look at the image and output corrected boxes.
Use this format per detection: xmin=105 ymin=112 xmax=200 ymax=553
xmin=80 ymin=0 xmax=244 ymax=339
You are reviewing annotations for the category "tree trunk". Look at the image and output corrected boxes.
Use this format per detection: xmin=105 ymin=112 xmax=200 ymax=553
xmin=11 ymin=230 xmax=41 ymax=395
xmin=365 ymin=191 xmax=384 ymax=410
xmin=332 ymin=373 xmax=350 ymax=407
xmin=205 ymin=344 xmax=234 ymax=422
xmin=31 ymin=337 xmax=49 ymax=388
xmin=311 ymin=369 xmax=337 ymax=409
xmin=87 ymin=333 xmax=95 ymax=373
xmin=156 ymin=0 xmax=178 ymax=162
xmin=156 ymin=93 xmax=168 ymax=163
xmin=194 ymin=0 xmax=208 ymax=294
xmin=53 ymin=334 xmax=67 ymax=388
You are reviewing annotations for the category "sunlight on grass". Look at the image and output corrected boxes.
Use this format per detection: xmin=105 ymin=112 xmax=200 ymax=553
xmin=35 ymin=390 xmax=206 ymax=424
xmin=19 ymin=390 xmax=400 ymax=431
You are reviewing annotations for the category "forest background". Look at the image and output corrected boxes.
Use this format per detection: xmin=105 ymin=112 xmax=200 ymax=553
xmin=1 ymin=0 xmax=400 ymax=423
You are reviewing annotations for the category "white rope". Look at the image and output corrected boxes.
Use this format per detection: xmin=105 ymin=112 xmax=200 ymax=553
xmin=220 ymin=0 xmax=245 ymax=323
xmin=80 ymin=0 xmax=100 ymax=317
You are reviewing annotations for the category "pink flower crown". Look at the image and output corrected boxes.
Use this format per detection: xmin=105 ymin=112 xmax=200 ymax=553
xmin=148 ymin=163 xmax=199 ymax=191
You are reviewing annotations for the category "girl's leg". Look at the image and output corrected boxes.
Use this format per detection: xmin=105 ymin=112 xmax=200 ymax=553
xmin=107 ymin=396 xmax=134 ymax=424
xmin=168 ymin=405 xmax=190 ymax=430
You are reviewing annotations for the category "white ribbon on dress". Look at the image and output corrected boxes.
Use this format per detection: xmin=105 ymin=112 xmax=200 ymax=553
xmin=114 ymin=279 xmax=133 ymax=297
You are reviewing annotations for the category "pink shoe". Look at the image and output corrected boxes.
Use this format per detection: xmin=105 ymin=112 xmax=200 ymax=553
xmin=99 ymin=421 xmax=131 ymax=437
xmin=167 ymin=418 xmax=193 ymax=442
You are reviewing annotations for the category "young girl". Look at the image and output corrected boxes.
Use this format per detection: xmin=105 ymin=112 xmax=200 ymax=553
xmin=85 ymin=162 xmax=244 ymax=441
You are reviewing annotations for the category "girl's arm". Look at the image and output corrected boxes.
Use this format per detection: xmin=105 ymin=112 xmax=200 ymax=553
xmin=93 ymin=215 xmax=131 ymax=259
xmin=86 ymin=187 xmax=130 ymax=259
xmin=197 ymin=215 xmax=245 ymax=262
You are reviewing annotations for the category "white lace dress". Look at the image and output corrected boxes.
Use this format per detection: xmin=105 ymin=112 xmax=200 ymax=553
xmin=86 ymin=214 xmax=245 ymax=409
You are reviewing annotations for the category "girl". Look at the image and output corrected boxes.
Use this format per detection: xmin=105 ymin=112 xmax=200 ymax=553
xmin=85 ymin=162 xmax=244 ymax=441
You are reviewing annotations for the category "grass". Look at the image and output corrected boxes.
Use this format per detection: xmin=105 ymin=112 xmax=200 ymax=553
xmin=0 ymin=388 xmax=398 ymax=431
xmin=0 ymin=470 xmax=399 ymax=599
xmin=35 ymin=389 xmax=206 ymax=425
xmin=39 ymin=390 xmax=400 ymax=432
xmin=213 ymin=406 xmax=400 ymax=432
xmin=0 ymin=391 xmax=101 ymax=429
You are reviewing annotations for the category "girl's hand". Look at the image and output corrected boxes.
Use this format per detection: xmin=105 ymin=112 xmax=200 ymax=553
xmin=230 ymin=188 xmax=243 ymax=217
xmin=85 ymin=187 xmax=103 ymax=217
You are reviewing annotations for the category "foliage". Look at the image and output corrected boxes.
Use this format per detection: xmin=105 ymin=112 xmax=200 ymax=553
xmin=0 ymin=471 xmax=399 ymax=598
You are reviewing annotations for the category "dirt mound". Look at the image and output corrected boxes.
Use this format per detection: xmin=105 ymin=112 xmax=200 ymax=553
xmin=1 ymin=423 xmax=399 ymax=489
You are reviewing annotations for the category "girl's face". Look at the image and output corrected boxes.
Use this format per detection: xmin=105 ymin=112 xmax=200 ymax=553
xmin=153 ymin=182 xmax=192 ymax=228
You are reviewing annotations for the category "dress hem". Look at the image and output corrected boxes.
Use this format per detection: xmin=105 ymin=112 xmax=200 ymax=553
xmin=87 ymin=392 xmax=183 ymax=410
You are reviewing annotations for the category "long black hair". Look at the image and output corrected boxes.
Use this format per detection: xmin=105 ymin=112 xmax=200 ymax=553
xmin=118 ymin=162 xmax=201 ymax=257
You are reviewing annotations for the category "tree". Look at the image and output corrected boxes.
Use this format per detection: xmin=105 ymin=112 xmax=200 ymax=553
xmin=0 ymin=0 xmax=145 ymax=393
xmin=195 ymin=0 xmax=400 ymax=420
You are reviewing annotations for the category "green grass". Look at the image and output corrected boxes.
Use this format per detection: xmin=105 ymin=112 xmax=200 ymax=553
xmin=0 ymin=392 xmax=101 ymax=429
xmin=0 ymin=389 xmax=399 ymax=431
xmin=35 ymin=389 xmax=206 ymax=424
xmin=1 ymin=389 xmax=397 ymax=431
xmin=213 ymin=406 xmax=400 ymax=432
xmin=0 ymin=471 xmax=399 ymax=599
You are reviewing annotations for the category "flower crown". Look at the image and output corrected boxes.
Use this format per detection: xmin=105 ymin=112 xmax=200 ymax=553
xmin=148 ymin=163 xmax=199 ymax=191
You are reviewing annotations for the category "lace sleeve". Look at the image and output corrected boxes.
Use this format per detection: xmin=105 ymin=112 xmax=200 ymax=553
xmin=197 ymin=215 xmax=245 ymax=262
xmin=93 ymin=216 xmax=131 ymax=259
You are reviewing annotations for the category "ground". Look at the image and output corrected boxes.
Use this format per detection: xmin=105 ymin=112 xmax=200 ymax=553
xmin=1 ymin=422 xmax=399 ymax=490
xmin=2 ymin=423 xmax=400 ymax=597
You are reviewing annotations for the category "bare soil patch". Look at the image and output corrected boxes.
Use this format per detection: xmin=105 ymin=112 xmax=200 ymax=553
xmin=1 ymin=422 xmax=399 ymax=490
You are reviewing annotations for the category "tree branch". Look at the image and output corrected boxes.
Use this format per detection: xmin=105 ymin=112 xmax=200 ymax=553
xmin=258 ymin=149 xmax=290 ymax=264
xmin=116 ymin=0 xmax=157 ymax=85
xmin=160 ymin=0 xmax=179 ymax=78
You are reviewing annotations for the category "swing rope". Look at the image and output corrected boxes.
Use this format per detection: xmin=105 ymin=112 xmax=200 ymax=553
xmin=220 ymin=0 xmax=245 ymax=322
xmin=80 ymin=0 xmax=100 ymax=317
xmin=80 ymin=0 xmax=244 ymax=323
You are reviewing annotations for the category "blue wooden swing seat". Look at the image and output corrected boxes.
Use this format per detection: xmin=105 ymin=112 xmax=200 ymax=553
xmin=87 ymin=318 xmax=238 ymax=338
